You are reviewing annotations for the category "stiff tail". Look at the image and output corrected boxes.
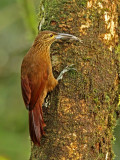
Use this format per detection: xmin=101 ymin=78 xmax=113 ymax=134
xmin=29 ymin=103 xmax=45 ymax=146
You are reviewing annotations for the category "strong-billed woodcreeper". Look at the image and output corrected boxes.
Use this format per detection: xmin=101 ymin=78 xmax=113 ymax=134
xmin=21 ymin=31 xmax=80 ymax=146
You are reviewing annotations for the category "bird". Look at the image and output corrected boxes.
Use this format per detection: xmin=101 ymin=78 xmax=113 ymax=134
xmin=21 ymin=30 xmax=81 ymax=146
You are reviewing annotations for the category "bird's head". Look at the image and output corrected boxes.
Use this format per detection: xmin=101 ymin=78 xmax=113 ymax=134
xmin=34 ymin=30 xmax=82 ymax=47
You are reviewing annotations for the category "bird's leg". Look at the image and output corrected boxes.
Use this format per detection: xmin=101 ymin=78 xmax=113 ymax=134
xmin=43 ymin=65 xmax=77 ymax=107
xmin=57 ymin=64 xmax=77 ymax=81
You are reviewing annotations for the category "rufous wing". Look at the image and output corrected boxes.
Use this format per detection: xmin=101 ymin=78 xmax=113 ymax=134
xmin=21 ymin=67 xmax=48 ymax=145
xmin=21 ymin=68 xmax=48 ymax=110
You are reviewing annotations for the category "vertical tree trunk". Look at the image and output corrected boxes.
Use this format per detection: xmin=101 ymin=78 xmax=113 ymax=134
xmin=30 ymin=0 xmax=119 ymax=159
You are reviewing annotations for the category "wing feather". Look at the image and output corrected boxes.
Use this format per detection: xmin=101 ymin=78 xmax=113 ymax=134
xmin=21 ymin=67 xmax=48 ymax=111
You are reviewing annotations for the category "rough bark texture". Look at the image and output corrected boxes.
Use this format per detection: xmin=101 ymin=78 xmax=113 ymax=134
xmin=30 ymin=0 xmax=119 ymax=159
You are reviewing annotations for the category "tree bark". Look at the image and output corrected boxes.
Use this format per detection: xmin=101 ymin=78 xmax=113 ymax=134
xmin=30 ymin=0 xmax=119 ymax=159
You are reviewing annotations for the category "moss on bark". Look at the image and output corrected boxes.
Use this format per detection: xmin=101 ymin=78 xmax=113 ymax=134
xmin=30 ymin=0 xmax=119 ymax=159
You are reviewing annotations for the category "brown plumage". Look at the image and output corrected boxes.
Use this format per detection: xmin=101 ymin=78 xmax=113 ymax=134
xmin=21 ymin=30 xmax=80 ymax=146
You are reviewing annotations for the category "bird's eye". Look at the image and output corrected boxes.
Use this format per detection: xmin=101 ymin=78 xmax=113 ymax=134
xmin=50 ymin=34 xmax=53 ymax=37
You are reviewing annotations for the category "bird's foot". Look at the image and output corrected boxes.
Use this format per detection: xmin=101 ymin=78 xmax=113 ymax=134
xmin=43 ymin=93 xmax=51 ymax=108
xmin=43 ymin=101 xmax=49 ymax=108
xmin=57 ymin=64 xmax=77 ymax=81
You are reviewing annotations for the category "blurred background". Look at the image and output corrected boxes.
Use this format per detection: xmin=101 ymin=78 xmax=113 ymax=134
xmin=0 ymin=0 xmax=119 ymax=160
xmin=0 ymin=0 xmax=38 ymax=159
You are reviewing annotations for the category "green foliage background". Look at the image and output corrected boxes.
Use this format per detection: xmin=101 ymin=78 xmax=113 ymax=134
xmin=0 ymin=0 xmax=38 ymax=159
xmin=0 ymin=0 xmax=119 ymax=160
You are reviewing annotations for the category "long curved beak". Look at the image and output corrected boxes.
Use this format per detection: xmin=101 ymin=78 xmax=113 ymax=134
xmin=55 ymin=33 xmax=82 ymax=43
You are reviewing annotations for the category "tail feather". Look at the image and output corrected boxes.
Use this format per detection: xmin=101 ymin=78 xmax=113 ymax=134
xmin=29 ymin=103 xmax=45 ymax=146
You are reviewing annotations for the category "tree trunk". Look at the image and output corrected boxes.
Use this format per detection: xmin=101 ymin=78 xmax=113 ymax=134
xmin=30 ymin=0 xmax=119 ymax=159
